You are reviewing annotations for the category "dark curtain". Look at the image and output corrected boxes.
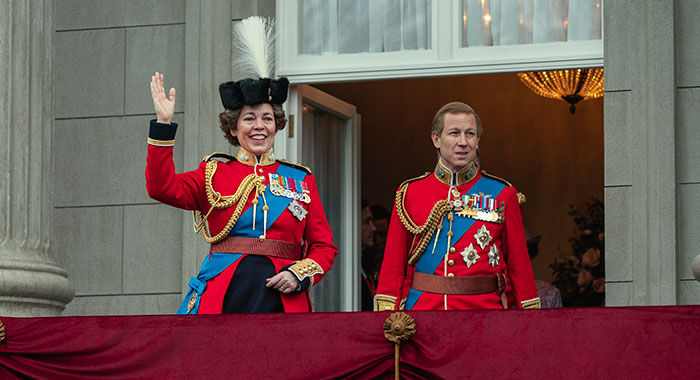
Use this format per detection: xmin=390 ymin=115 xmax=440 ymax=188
xmin=2 ymin=306 xmax=700 ymax=379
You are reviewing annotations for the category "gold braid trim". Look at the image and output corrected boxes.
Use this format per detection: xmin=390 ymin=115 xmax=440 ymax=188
xmin=288 ymin=258 xmax=324 ymax=282
xmin=374 ymin=294 xmax=397 ymax=311
xmin=480 ymin=170 xmax=513 ymax=187
xmin=521 ymin=298 xmax=541 ymax=309
xmin=394 ymin=182 xmax=452 ymax=265
xmin=192 ymin=161 xmax=267 ymax=243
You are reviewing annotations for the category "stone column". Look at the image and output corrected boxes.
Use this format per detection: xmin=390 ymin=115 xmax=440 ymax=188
xmin=0 ymin=0 xmax=73 ymax=316
xmin=603 ymin=0 xmax=677 ymax=306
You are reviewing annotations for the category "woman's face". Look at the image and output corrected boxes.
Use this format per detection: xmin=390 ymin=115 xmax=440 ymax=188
xmin=231 ymin=103 xmax=277 ymax=156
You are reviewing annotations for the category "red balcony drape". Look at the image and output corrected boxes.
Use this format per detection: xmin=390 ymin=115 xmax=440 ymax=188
xmin=1 ymin=306 xmax=699 ymax=379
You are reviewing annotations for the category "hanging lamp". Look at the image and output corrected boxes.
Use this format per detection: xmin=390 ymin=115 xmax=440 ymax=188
xmin=517 ymin=68 xmax=604 ymax=114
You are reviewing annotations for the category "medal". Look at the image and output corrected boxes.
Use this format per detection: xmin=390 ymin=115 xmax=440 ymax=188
xmin=474 ymin=225 xmax=493 ymax=249
xmin=287 ymin=199 xmax=308 ymax=221
xmin=270 ymin=174 xmax=311 ymax=203
xmin=488 ymin=245 xmax=500 ymax=267
xmin=455 ymin=194 xmax=504 ymax=223
xmin=461 ymin=243 xmax=480 ymax=268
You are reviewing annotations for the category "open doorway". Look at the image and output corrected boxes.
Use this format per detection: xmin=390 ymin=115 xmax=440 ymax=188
xmin=315 ymin=72 xmax=604 ymax=306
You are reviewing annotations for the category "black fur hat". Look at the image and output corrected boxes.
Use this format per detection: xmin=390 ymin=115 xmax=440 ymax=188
xmin=219 ymin=17 xmax=289 ymax=111
xmin=219 ymin=77 xmax=289 ymax=110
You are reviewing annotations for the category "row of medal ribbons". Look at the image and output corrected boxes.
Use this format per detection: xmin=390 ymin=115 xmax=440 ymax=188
xmin=269 ymin=173 xmax=310 ymax=204
xmin=463 ymin=194 xmax=503 ymax=212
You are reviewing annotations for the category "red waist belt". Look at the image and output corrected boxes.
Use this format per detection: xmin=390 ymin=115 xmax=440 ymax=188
xmin=209 ymin=237 xmax=303 ymax=261
xmin=412 ymin=271 xmax=509 ymax=309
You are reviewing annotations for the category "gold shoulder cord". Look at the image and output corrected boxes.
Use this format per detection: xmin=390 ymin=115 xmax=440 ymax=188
xmin=192 ymin=161 xmax=268 ymax=243
xmin=394 ymin=182 xmax=452 ymax=265
xmin=480 ymin=170 xmax=513 ymax=187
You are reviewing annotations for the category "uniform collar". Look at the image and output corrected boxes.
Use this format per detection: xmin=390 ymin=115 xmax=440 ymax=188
xmin=236 ymin=147 xmax=276 ymax=166
xmin=433 ymin=159 xmax=478 ymax=186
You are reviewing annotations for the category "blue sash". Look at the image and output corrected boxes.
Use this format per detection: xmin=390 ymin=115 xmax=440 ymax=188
xmin=405 ymin=177 xmax=506 ymax=310
xmin=177 ymin=253 xmax=243 ymax=314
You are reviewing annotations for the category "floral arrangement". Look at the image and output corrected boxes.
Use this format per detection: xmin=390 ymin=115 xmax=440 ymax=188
xmin=550 ymin=198 xmax=605 ymax=307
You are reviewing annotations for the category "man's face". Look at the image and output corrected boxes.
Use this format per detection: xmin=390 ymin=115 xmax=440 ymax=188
xmin=373 ymin=217 xmax=389 ymax=248
xmin=431 ymin=112 xmax=480 ymax=172
xmin=361 ymin=206 xmax=376 ymax=249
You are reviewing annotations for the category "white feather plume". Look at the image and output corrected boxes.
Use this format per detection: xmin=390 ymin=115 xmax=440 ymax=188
xmin=233 ymin=16 xmax=275 ymax=79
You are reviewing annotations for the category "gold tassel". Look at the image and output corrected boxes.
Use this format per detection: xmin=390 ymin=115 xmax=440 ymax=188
xmin=431 ymin=224 xmax=442 ymax=255
xmin=252 ymin=198 xmax=259 ymax=230
xmin=444 ymin=212 xmax=454 ymax=310
xmin=383 ymin=312 xmax=416 ymax=380
xmin=260 ymin=191 xmax=269 ymax=241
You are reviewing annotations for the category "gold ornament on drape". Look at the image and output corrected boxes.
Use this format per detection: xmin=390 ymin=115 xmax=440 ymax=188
xmin=517 ymin=68 xmax=604 ymax=114
xmin=383 ymin=312 xmax=416 ymax=380
xmin=0 ymin=320 xmax=6 ymax=343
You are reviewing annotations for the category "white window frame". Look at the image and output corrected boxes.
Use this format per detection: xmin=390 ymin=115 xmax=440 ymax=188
xmin=277 ymin=0 xmax=603 ymax=83
xmin=277 ymin=85 xmax=361 ymax=312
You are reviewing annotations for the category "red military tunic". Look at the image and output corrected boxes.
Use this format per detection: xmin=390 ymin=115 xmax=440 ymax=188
xmin=374 ymin=159 xmax=540 ymax=311
xmin=146 ymin=120 xmax=337 ymax=313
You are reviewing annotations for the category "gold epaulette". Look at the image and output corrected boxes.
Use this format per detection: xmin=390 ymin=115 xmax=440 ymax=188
xmin=480 ymin=170 xmax=513 ymax=187
xmin=517 ymin=192 xmax=527 ymax=204
xmin=397 ymin=171 xmax=430 ymax=190
xmin=278 ymin=159 xmax=312 ymax=174
xmin=201 ymin=152 xmax=237 ymax=162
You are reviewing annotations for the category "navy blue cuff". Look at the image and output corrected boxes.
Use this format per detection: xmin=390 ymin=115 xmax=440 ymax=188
xmin=281 ymin=264 xmax=310 ymax=293
xmin=149 ymin=119 xmax=178 ymax=140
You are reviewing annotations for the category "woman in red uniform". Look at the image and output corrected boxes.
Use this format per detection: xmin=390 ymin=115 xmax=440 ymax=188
xmin=146 ymin=70 xmax=337 ymax=314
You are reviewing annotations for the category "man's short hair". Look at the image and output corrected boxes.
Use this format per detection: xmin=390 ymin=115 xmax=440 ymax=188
xmin=370 ymin=205 xmax=390 ymax=221
xmin=431 ymin=102 xmax=483 ymax=137
xmin=361 ymin=198 xmax=370 ymax=210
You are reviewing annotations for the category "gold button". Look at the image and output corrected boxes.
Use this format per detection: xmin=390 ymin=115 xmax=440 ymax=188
xmin=447 ymin=259 xmax=455 ymax=267
xmin=467 ymin=252 xmax=475 ymax=260
xmin=259 ymin=168 xmax=264 ymax=173
xmin=259 ymin=175 xmax=266 ymax=181
xmin=449 ymin=247 xmax=456 ymax=254
xmin=447 ymin=273 xmax=455 ymax=277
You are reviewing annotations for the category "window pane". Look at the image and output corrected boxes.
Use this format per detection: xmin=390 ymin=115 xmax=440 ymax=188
xmin=460 ymin=0 xmax=602 ymax=47
xmin=298 ymin=0 xmax=431 ymax=55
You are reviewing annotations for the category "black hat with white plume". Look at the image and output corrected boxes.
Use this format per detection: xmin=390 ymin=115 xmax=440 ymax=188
xmin=219 ymin=17 xmax=289 ymax=110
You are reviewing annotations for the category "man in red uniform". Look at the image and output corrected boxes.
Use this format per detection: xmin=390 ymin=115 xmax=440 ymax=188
xmin=374 ymin=102 xmax=540 ymax=311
